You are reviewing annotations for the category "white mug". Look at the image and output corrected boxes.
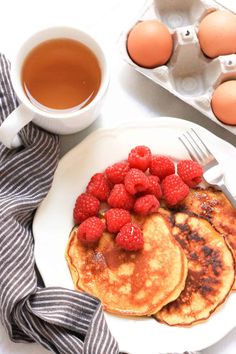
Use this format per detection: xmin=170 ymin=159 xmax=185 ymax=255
xmin=0 ymin=26 xmax=110 ymax=149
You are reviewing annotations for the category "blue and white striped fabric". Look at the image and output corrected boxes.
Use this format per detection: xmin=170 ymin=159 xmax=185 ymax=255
xmin=0 ymin=53 xmax=119 ymax=354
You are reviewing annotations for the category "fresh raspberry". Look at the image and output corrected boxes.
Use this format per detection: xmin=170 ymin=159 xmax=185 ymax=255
xmin=146 ymin=175 xmax=162 ymax=199
xmin=77 ymin=217 xmax=105 ymax=243
xmin=116 ymin=223 xmax=144 ymax=251
xmin=105 ymin=161 xmax=130 ymax=184
xmin=124 ymin=168 xmax=149 ymax=195
xmin=73 ymin=193 xmax=100 ymax=224
xmin=105 ymin=208 xmax=131 ymax=233
xmin=86 ymin=173 xmax=110 ymax=201
xmin=134 ymin=194 xmax=160 ymax=216
xmin=128 ymin=145 xmax=152 ymax=171
xmin=108 ymin=184 xmax=134 ymax=210
xmin=162 ymin=174 xmax=189 ymax=206
xmin=150 ymin=155 xmax=175 ymax=180
xmin=177 ymin=160 xmax=203 ymax=187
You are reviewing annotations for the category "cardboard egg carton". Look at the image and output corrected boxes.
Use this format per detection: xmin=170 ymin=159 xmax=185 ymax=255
xmin=119 ymin=0 xmax=236 ymax=134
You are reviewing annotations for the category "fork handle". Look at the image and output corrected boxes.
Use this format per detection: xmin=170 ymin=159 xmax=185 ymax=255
xmin=219 ymin=184 xmax=236 ymax=209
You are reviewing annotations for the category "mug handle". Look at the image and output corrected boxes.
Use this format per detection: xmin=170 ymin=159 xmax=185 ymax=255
xmin=0 ymin=104 xmax=34 ymax=149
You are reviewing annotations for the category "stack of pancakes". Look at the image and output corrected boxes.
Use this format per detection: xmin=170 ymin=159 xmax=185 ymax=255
xmin=66 ymin=187 xmax=236 ymax=326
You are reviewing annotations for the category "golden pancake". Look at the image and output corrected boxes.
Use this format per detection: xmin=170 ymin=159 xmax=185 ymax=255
xmin=155 ymin=212 xmax=235 ymax=326
xmin=179 ymin=187 xmax=236 ymax=289
xmin=65 ymin=212 xmax=188 ymax=316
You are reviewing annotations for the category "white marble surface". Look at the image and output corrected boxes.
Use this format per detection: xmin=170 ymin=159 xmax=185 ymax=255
xmin=0 ymin=0 xmax=236 ymax=353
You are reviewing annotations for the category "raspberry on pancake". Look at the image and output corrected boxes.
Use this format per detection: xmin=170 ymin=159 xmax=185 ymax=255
xmin=66 ymin=211 xmax=188 ymax=316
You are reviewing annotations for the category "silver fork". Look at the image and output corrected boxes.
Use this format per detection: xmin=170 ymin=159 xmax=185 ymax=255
xmin=179 ymin=128 xmax=236 ymax=209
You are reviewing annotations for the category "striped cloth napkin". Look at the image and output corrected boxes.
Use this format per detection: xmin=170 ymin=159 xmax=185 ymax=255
xmin=0 ymin=54 xmax=119 ymax=354
xmin=0 ymin=53 xmax=198 ymax=354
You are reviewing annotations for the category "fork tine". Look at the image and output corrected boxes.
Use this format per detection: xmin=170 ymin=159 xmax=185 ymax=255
xmin=179 ymin=135 xmax=201 ymax=163
xmin=190 ymin=128 xmax=212 ymax=157
xmin=184 ymin=132 xmax=205 ymax=163
xmin=186 ymin=131 xmax=208 ymax=163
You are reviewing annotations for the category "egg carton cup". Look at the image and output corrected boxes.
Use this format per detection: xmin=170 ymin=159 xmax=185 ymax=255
xmin=119 ymin=0 xmax=236 ymax=134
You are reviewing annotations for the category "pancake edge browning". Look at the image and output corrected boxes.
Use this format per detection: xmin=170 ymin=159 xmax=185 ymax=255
xmin=155 ymin=211 xmax=235 ymax=326
xmin=65 ymin=212 xmax=188 ymax=317
xmin=177 ymin=187 xmax=236 ymax=290
xmin=65 ymin=227 xmax=82 ymax=289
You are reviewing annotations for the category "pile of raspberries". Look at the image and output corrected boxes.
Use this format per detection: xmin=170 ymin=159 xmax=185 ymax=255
xmin=73 ymin=145 xmax=203 ymax=251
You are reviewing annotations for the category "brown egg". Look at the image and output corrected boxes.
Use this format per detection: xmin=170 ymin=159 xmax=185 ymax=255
xmin=198 ymin=11 xmax=236 ymax=58
xmin=211 ymin=81 xmax=236 ymax=125
xmin=127 ymin=20 xmax=173 ymax=68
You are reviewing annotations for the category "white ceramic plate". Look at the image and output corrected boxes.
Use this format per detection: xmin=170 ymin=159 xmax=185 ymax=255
xmin=33 ymin=117 xmax=236 ymax=354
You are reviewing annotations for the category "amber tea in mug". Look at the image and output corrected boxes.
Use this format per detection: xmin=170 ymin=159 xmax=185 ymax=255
xmin=21 ymin=38 xmax=101 ymax=111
